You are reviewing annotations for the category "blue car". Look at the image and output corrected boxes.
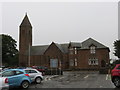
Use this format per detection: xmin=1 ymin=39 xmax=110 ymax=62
xmin=2 ymin=69 xmax=32 ymax=89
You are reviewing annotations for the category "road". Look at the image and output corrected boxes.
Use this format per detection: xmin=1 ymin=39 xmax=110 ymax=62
xmin=29 ymin=71 xmax=116 ymax=88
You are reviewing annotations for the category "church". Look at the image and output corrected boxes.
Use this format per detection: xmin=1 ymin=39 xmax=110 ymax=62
xmin=19 ymin=14 xmax=110 ymax=70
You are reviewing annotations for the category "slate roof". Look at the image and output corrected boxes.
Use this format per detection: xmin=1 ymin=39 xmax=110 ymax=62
xmin=70 ymin=42 xmax=81 ymax=48
xmin=58 ymin=44 xmax=69 ymax=53
xmin=81 ymin=38 xmax=109 ymax=49
xmin=26 ymin=38 xmax=109 ymax=55
xmin=29 ymin=45 xmax=49 ymax=55
xmin=20 ymin=14 xmax=32 ymax=27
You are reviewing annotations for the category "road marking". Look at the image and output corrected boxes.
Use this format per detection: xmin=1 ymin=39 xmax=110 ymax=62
xmin=84 ymin=75 xmax=89 ymax=79
xmin=106 ymin=74 xmax=111 ymax=80
xmin=100 ymin=86 xmax=103 ymax=88
xmin=59 ymin=77 xmax=64 ymax=79
xmin=106 ymin=74 xmax=108 ymax=80
xmin=44 ymin=75 xmax=59 ymax=81
xmin=44 ymin=76 xmax=49 ymax=81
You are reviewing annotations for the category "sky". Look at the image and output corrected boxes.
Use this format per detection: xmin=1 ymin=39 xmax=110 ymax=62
xmin=0 ymin=0 xmax=119 ymax=59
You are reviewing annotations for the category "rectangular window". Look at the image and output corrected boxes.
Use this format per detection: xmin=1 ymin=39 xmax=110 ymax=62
xmin=75 ymin=58 xmax=77 ymax=66
xmin=88 ymin=58 xmax=98 ymax=65
xmin=69 ymin=59 xmax=74 ymax=66
xmin=50 ymin=59 xmax=58 ymax=68
xmin=75 ymin=48 xmax=77 ymax=54
xmin=69 ymin=48 xmax=73 ymax=54
xmin=90 ymin=46 xmax=95 ymax=54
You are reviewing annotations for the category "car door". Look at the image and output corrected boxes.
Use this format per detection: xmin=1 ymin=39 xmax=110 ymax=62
xmin=25 ymin=70 xmax=33 ymax=81
xmin=117 ymin=65 xmax=120 ymax=76
xmin=3 ymin=70 xmax=24 ymax=87
xmin=2 ymin=70 xmax=17 ymax=86
xmin=27 ymin=70 xmax=37 ymax=82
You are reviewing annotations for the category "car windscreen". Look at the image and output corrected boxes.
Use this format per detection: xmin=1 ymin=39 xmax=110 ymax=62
xmin=117 ymin=66 xmax=120 ymax=69
xmin=25 ymin=70 xmax=37 ymax=73
xmin=2 ymin=71 xmax=14 ymax=77
xmin=2 ymin=70 xmax=24 ymax=77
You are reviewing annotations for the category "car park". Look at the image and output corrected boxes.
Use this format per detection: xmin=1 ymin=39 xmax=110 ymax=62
xmin=24 ymin=68 xmax=43 ymax=84
xmin=111 ymin=64 xmax=120 ymax=88
xmin=1 ymin=69 xmax=32 ymax=89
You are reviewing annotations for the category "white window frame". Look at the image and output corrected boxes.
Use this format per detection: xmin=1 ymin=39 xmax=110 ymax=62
xmin=90 ymin=46 xmax=96 ymax=54
xmin=75 ymin=47 xmax=77 ymax=54
xmin=75 ymin=58 xmax=77 ymax=66
xmin=88 ymin=58 xmax=98 ymax=65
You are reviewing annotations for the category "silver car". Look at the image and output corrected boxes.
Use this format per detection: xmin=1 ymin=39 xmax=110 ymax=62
xmin=0 ymin=77 xmax=9 ymax=90
xmin=24 ymin=69 xmax=43 ymax=84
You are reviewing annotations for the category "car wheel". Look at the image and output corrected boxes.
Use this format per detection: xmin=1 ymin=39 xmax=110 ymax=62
xmin=113 ymin=77 xmax=120 ymax=88
xmin=35 ymin=77 xmax=42 ymax=84
xmin=21 ymin=81 xmax=29 ymax=89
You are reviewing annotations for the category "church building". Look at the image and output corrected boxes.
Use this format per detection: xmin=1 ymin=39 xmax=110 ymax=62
xmin=19 ymin=14 xmax=110 ymax=70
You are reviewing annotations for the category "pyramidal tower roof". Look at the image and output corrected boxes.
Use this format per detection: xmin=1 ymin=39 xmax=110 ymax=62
xmin=20 ymin=13 xmax=32 ymax=27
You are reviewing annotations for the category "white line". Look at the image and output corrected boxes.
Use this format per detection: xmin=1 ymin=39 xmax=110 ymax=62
xmin=106 ymin=74 xmax=108 ymax=80
xmin=59 ymin=77 xmax=64 ymax=79
xmin=44 ymin=76 xmax=49 ymax=81
xmin=44 ymin=75 xmax=59 ymax=81
xmin=84 ymin=75 xmax=89 ymax=79
xmin=106 ymin=74 xmax=112 ymax=80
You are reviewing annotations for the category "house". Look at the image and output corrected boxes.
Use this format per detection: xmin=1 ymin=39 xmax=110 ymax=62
xmin=19 ymin=14 xmax=110 ymax=70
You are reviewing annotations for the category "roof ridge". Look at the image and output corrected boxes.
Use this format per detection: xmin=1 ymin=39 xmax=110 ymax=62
xmin=32 ymin=45 xmax=49 ymax=47
xmin=81 ymin=38 xmax=108 ymax=49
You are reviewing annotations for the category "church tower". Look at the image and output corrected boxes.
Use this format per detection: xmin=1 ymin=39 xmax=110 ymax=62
xmin=19 ymin=14 xmax=32 ymax=66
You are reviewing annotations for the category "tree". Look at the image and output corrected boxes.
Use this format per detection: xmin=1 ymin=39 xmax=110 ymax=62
xmin=0 ymin=34 xmax=18 ymax=67
xmin=113 ymin=39 xmax=120 ymax=59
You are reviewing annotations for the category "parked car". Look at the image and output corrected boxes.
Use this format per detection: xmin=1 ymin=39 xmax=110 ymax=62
xmin=0 ymin=68 xmax=2 ymax=72
xmin=24 ymin=68 xmax=43 ymax=84
xmin=17 ymin=67 xmax=26 ymax=69
xmin=17 ymin=67 xmax=33 ymax=69
xmin=1 ymin=69 xmax=32 ymax=89
xmin=0 ymin=77 xmax=9 ymax=90
xmin=111 ymin=64 xmax=120 ymax=88
xmin=32 ymin=66 xmax=48 ymax=75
